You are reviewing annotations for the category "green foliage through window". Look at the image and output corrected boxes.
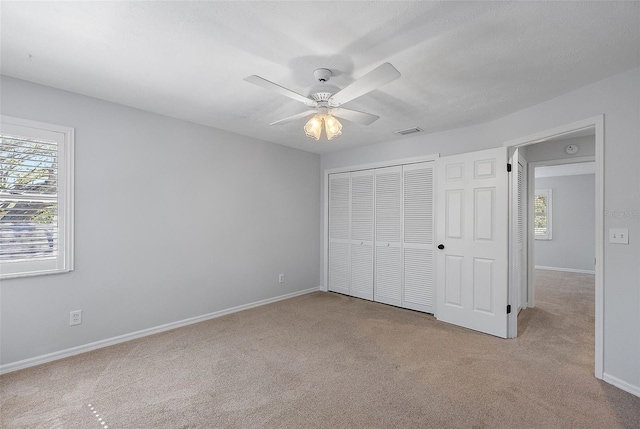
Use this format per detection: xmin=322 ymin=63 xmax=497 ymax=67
xmin=534 ymin=189 xmax=552 ymax=240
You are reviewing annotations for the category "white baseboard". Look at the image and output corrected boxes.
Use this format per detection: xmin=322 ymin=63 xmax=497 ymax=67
xmin=603 ymin=373 xmax=640 ymax=398
xmin=535 ymin=265 xmax=595 ymax=275
xmin=0 ymin=286 xmax=321 ymax=375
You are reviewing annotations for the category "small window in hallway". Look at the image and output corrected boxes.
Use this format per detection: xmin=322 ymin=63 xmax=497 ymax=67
xmin=534 ymin=189 xmax=552 ymax=240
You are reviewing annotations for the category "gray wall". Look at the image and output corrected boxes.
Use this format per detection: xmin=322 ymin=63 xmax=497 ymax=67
xmin=321 ymin=67 xmax=640 ymax=392
xmin=0 ymin=76 xmax=321 ymax=365
xmin=534 ymin=174 xmax=595 ymax=272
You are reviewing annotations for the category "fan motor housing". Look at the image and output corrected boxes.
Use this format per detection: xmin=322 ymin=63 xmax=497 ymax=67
xmin=306 ymin=84 xmax=340 ymax=102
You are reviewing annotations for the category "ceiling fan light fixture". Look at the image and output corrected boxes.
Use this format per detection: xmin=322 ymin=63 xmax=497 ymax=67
xmin=324 ymin=114 xmax=342 ymax=140
xmin=304 ymin=115 xmax=323 ymax=140
xmin=304 ymin=113 xmax=343 ymax=141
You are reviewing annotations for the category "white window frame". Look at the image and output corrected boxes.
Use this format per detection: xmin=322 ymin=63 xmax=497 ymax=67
xmin=534 ymin=188 xmax=552 ymax=240
xmin=0 ymin=115 xmax=74 ymax=279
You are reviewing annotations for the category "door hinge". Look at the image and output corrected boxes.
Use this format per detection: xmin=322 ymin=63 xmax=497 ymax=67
xmin=507 ymin=304 xmax=512 ymax=314
xmin=507 ymin=163 xmax=512 ymax=172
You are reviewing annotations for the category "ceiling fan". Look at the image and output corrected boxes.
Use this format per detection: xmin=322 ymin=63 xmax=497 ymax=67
xmin=244 ymin=63 xmax=401 ymax=140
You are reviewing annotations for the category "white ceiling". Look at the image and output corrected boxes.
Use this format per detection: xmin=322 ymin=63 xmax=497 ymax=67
xmin=2 ymin=1 xmax=639 ymax=155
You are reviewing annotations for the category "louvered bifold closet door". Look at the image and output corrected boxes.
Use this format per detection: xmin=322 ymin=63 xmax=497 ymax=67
xmin=350 ymin=170 xmax=374 ymax=300
xmin=375 ymin=166 xmax=403 ymax=307
xmin=402 ymin=162 xmax=435 ymax=313
xmin=329 ymin=173 xmax=350 ymax=294
xmin=516 ymin=160 xmax=527 ymax=310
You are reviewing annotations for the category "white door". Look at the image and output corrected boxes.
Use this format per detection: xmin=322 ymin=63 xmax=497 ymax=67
xmin=402 ymin=162 xmax=435 ymax=313
xmin=436 ymin=148 xmax=509 ymax=338
xmin=374 ymin=166 xmax=403 ymax=307
xmin=328 ymin=172 xmax=350 ymax=294
xmin=350 ymin=170 xmax=374 ymax=300
xmin=508 ymin=150 xmax=527 ymax=337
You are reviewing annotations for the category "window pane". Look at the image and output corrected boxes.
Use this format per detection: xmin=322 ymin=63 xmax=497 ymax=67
xmin=1 ymin=137 xmax=57 ymax=195
xmin=0 ymin=201 xmax=58 ymax=261
xmin=0 ymin=135 xmax=59 ymax=262
xmin=534 ymin=195 xmax=545 ymax=232
xmin=534 ymin=191 xmax=551 ymax=238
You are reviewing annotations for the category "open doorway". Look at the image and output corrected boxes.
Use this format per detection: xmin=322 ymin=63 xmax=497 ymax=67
xmin=505 ymin=116 xmax=604 ymax=379
xmin=532 ymin=160 xmax=596 ymax=275
xmin=527 ymin=156 xmax=597 ymax=382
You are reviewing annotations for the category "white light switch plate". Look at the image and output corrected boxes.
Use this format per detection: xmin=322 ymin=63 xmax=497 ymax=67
xmin=609 ymin=228 xmax=629 ymax=244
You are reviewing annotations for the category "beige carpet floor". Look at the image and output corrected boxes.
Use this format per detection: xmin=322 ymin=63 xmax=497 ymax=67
xmin=2 ymin=270 xmax=639 ymax=428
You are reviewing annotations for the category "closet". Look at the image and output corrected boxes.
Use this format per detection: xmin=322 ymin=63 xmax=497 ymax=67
xmin=328 ymin=161 xmax=434 ymax=314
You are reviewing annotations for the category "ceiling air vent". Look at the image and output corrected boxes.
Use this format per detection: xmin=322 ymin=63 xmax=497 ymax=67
xmin=393 ymin=127 xmax=423 ymax=136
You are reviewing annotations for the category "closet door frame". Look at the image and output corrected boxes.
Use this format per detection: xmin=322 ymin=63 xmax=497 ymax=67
xmin=323 ymin=154 xmax=439 ymax=296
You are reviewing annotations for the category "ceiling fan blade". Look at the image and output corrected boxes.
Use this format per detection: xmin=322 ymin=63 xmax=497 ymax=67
xmin=244 ymin=75 xmax=317 ymax=107
xmin=330 ymin=107 xmax=379 ymax=125
xmin=269 ymin=110 xmax=317 ymax=126
xmin=329 ymin=62 xmax=401 ymax=106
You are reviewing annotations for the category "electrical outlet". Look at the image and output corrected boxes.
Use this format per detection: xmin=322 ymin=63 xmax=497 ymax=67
xmin=278 ymin=274 xmax=285 ymax=283
xmin=70 ymin=310 xmax=82 ymax=326
xmin=609 ymin=228 xmax=629 ymax=244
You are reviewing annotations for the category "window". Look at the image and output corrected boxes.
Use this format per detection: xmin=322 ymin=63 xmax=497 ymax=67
xmin=534 ymin=189 xmax=552 ymax=240
xmin=0 ymin=116 xmax=74 ymax=279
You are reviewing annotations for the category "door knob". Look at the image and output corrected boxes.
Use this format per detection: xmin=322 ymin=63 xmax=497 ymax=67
xmin=438 ymin=244 xmax=445 ymax=250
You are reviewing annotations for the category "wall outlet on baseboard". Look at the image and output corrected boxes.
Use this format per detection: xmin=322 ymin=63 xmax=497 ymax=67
xmin=70 ymin=310 xmax=82 ymax=326
xmin=278 ymin=274 xmax=285 ymax=284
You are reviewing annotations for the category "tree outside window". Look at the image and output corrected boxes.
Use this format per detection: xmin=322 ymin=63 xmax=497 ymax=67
xmin=534 ymin=189 xmax=552 ymax=240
